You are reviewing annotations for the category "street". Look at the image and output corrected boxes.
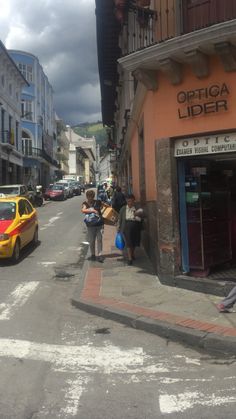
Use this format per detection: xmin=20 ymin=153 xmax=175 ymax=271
xmin=0 ymin=196 xmax=235 ymax=418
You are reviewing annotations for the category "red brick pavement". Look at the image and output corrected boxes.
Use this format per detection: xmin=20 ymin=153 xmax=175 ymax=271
xmin=80 ymin=266 xmax=236 ymax=338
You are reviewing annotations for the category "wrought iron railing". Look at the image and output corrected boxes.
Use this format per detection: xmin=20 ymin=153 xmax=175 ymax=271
xmin=22 ymin=145 xmax=60 ymax=168
xmin=121 ymin=0 xmax=236 ymax=56
xmin=22 ymin=146 xmax=43 ymax=158
xmin=122 ymin=5 xmax=158 ymax=55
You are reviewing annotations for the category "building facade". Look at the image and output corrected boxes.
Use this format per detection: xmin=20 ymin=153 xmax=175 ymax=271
xmin=9 ymin=50 xmax=59 ymax=188
xmin=96 ymin=0 xmax=236 ymax=284
xmin=66 ymin=125 xmax=96 ymax=184
xmin=55 ymin=116 xmax=69 ymax=179
xmin=0 ymin=41 xmax=28 ymax=185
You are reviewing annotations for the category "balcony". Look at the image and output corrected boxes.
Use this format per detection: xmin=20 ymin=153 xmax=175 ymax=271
xmin=121 ymin=0 xmax=236 ymax=56
xmin=56 ymin=147 xmax=69 ymax=162
xmin=22 ymin=146 xmax=43 ymax=158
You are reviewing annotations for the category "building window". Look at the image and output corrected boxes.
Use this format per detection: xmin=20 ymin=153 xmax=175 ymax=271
xmin=16 ymin=121 xmax=19 ymax=150
xmin=21 ymin=100 xmax=33 ymax=121
xmin=1 ymin=109 xmax=5 ymax=142
xmin=18 ymin=63 xmax=33 ymax=83
xmin=22 ymin=131 xmax=32 ymax=156
xmin=9 ymin=83 xmax=12 ymax=96
xmin=1 ymin=75 xmax=5 ymax=87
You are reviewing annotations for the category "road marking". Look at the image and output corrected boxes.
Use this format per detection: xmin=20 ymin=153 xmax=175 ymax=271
xmin=0 ymin=282 xmax=39 ymax=320
xmin=0 ymin=338 xmax=145 ymax=373
xmin=0 ymin=338 xmax=145 ymax=417
xmin=59 ymin=376 xmax=90 ymax=417
xmin=159 ymin=391 xmax=236 ymax=414
xmin=38 ymin=261 xmax=57 ymax=267
xmin=41 ymin=213 xmax=62 ymax=229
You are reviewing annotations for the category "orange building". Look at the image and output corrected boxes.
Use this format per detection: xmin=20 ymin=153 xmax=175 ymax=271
xmin=96 ymin=0 xmax=236 ymax=285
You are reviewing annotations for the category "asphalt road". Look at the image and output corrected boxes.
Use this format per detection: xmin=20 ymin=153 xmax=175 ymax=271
xmin=0 ymin=196 xmax=235 ymax=418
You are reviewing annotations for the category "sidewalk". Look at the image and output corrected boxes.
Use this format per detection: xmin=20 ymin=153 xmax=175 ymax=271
xmin=72 ymin=225 xmax=236 ymax=357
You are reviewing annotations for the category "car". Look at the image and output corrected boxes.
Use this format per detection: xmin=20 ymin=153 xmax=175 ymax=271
xmin=0 ymin=184 xmax=31 ymax=201
xmin=71 ymin=181 xmax=81 ymax=196
xmin=0 ymin=196 xmax=39 ymax=263
xmin=43 ymin=184 xmax=54 ymax=201
xmin=80 ymin=184 xmax=85 ymax=193
xmin=47 ymin=184 xmax=66 ymax=201
xmin=56 ymin=181 xmax=73 ymax=198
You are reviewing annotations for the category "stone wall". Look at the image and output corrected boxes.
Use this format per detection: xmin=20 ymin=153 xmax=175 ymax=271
xmin=155 ymin=138 xmax=181 ymax=283
xmin=141 ymin=200 xmax=158 ymax=270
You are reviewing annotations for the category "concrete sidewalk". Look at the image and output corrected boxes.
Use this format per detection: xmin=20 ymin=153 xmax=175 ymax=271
xmin=72 ymin=225 xmax=236 ymax=357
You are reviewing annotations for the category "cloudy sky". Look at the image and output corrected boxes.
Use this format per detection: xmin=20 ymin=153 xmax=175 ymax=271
xmin=0 ymin=0 xmax=101 ymax=125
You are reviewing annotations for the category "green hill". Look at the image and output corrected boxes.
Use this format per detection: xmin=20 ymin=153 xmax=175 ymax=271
xmin=73 ymin=122 xmax=108 ymax=155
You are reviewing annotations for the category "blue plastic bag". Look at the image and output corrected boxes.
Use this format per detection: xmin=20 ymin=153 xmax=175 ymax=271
xmin=115 ymin=232 xmax=125 ymax=250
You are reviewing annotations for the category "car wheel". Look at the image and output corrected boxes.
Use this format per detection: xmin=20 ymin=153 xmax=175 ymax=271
xmin=11 ymin=239 xmax=21 ymax=263
xmin=32 ymin=228 xmax=39 ymax=246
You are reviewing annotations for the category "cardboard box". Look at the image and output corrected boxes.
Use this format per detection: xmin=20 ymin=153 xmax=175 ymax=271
xmin=101 ymin=206 xmax=118 ymax=225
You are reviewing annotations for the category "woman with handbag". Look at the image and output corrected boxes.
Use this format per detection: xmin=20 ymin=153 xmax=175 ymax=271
xmin=81 ymin=189 xmax=104 ymax=262
xmin=118 ymin=194 xmax=144 ymax=265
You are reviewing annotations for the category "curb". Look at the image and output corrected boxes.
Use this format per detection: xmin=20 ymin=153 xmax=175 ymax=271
xmin=71 ymin=296 xmax=236 ymax=357
xmin=71 ymin=267 xmax=236 ymax=357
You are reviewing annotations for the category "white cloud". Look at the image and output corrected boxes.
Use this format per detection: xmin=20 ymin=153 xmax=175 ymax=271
xmin=0 ymin=0 xmax=101 ymax=125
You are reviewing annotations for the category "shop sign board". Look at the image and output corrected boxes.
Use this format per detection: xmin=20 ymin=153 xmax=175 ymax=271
xmin=174 ymin=133 xmax=236 ymax=157
xmin=177 ymin=83 xmax=230 ymax=119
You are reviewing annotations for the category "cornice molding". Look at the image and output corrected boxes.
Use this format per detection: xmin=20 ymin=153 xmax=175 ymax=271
xmin=118 ymin=19 xmax=236 ymax=73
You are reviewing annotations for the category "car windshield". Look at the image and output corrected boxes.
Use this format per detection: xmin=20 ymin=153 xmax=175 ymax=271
xmin=0 ymin=187 xmax=19 ymax=195
xmin=53 ymin=185 xmax=63 ymax=190
xmin=0 ymin=202 xmax=16 ymax=220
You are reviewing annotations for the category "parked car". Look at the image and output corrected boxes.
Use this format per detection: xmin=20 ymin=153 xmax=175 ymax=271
xmin=47 ymin=184 xmax=66 ymax=201
xmin=0 ymin=184 xmax=31 ymax=201
xmin=80 ymin=184 xmax=85 ymax=193
xmin=0 ymin=196 xmax=38 ymax=263
xmin=55 ymin=181 xmax=72 ymax=198
xmin=71 ymin=181 xmax=81 ymax=196
xmin=44 ymin=184 xmax=54 ymax=201
xmin=27 ymin=185 xmax=44 ymax=207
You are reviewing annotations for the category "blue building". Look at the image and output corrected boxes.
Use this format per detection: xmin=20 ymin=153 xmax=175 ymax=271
xmin=8 ymin=50 xmax=59 ymax=188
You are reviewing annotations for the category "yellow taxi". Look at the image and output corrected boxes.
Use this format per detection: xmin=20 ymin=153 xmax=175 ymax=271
xmin=0 ymin=196 xmax=38 ymax=263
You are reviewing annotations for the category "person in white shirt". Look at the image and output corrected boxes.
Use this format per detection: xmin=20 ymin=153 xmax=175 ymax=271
xmin=118 ymin=194 xmax=143 ymax=265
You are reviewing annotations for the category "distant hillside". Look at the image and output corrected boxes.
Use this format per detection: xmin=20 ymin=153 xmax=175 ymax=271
xmin=73 ymin=122 xmax=108 ymax=155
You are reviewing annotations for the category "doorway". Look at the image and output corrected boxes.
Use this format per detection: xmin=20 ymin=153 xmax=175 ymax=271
xmin=178 ymin=155 xmax=236 ymax=276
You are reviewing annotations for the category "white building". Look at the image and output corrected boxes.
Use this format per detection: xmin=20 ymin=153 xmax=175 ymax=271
xmin=0 ymin=40 xmax=28 ymax=185
xmin=65 ymin=125 xmax=96 ymax=183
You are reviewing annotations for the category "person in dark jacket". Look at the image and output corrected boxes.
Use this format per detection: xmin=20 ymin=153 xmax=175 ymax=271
xmin=118 ymin=194 xmax=144 ymax=265
xmin=111 ymin=186 xmax=126 ymax=213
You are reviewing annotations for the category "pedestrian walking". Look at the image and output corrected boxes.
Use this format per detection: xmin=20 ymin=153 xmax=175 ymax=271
xmin=111 ymin=186 xmax=126 ymax=213
xmin=81 ymin=189 xmax=104 ymax=263
xmin=216 ymin=286 xmax=236 ymax=312
xmin=118 ymin=194 xmax=144 ymax=265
